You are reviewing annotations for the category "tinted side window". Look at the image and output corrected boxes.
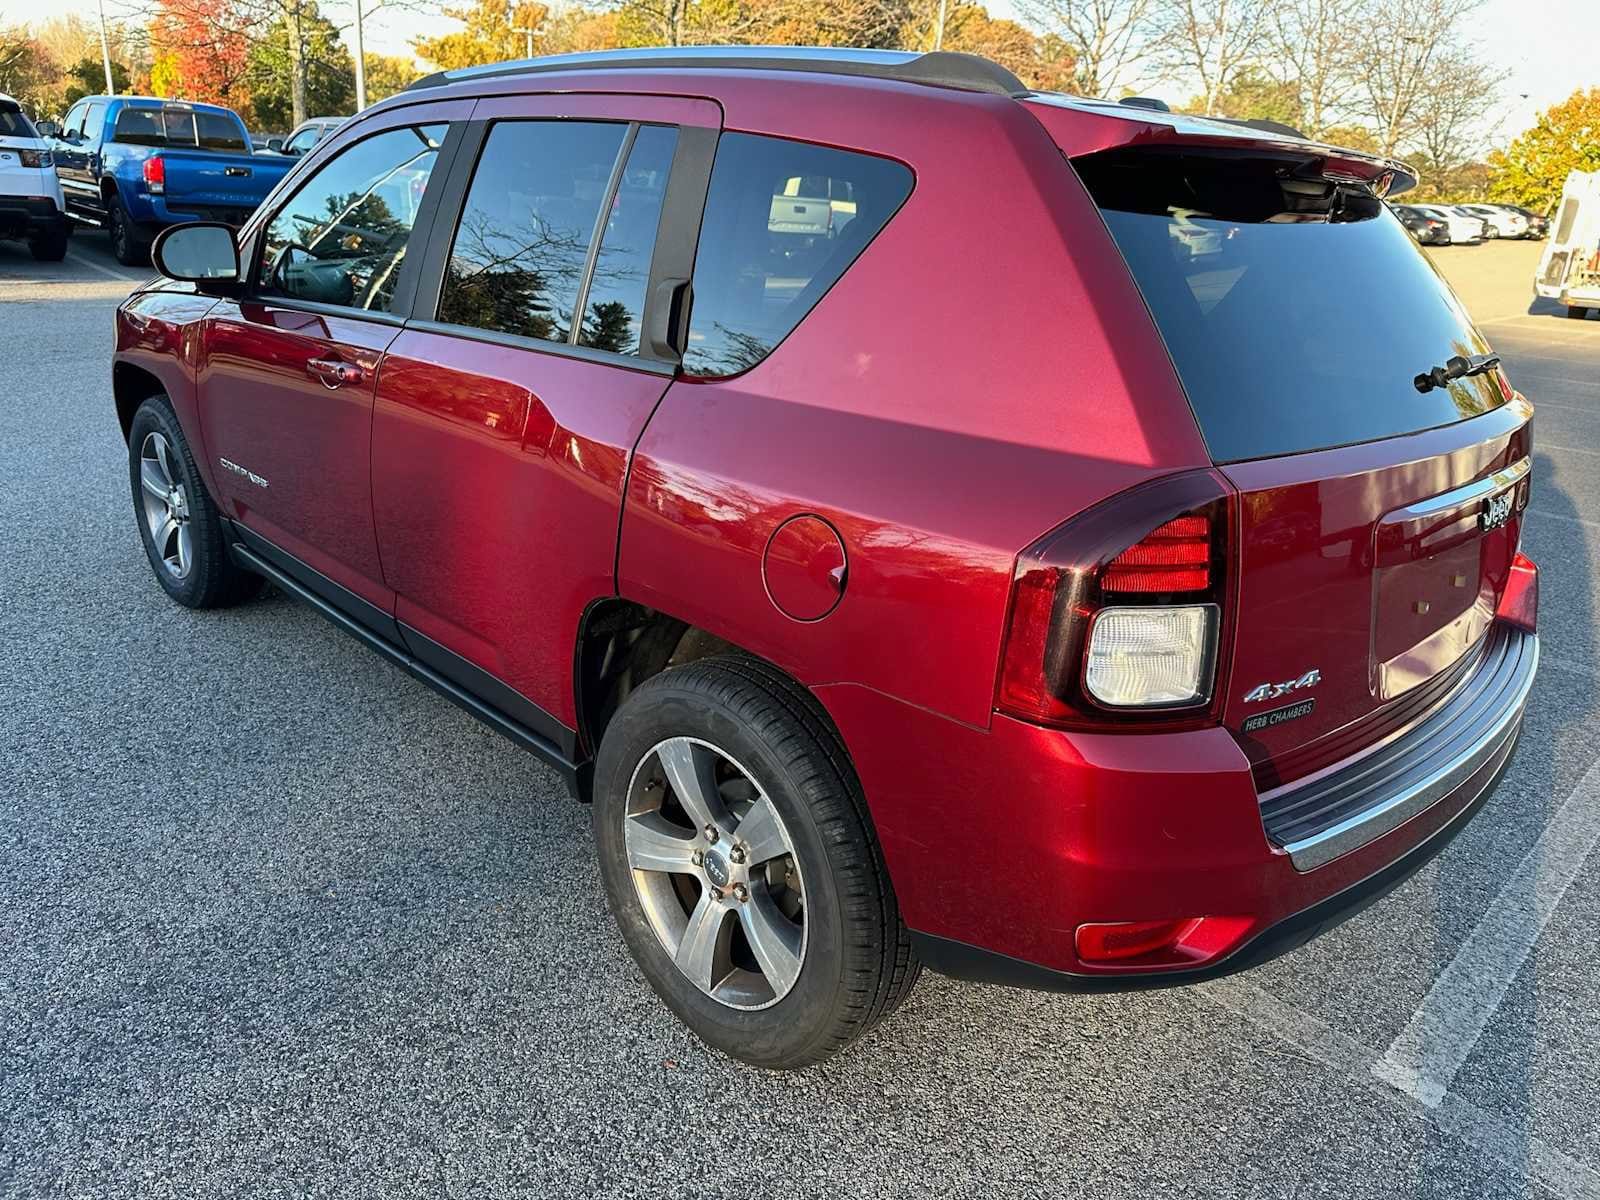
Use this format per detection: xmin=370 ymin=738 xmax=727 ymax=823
xmin=683 ymin=134 xmax=912 ymax=377
xmin=82 ymin=103 xmax=105 ymax=142
xmin=260 ymin=124 xmax=447 ymax=314
xmin=438 ymin=120 xmax=627 ymax=345
xmin=62 ymin=104 xmax=86 ymax=137
xmin=578 ymin=125 xmax=676 ymax=354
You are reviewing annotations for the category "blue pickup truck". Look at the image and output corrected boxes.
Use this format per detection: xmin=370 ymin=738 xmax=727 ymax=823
xmin=46 ymin=96 xmax=294 ymax=265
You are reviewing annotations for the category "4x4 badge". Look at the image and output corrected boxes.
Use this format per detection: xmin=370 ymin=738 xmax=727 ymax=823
xmin=1243 ymin=669 xmax=1320 ymax=705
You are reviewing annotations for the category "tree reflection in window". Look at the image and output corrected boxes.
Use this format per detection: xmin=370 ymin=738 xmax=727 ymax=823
xmin=439 ymin=120 xmax=628 ymax=345
xmin=261 ymin=124 xmax=445 ymax=314
xmin=578 ymin=124 xmax=677 ymax=355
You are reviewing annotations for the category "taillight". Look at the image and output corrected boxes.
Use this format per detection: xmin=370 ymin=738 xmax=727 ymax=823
xmin=996 ymin=470 xmax=1234 ymax=729
xmin=143 ymin=156 xmax=165 ymax=194
xmin=18 ymin=148 xmax=52 ymax=169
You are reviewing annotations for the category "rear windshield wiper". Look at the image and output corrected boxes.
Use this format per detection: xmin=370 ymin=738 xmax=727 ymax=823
xmin=1414 ymin=352 xmax=1501 ymax=393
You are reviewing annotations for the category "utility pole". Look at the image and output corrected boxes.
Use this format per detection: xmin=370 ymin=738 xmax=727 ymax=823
xmin=510 ymin=2 xmax=539 ymax=58
xmin=933 ymin=0 xmax=948 ymax=50
xmin=353 ymin=0 xmax=367 ymax=111
xmin=95 ymin=0 xmax=115 ymax=94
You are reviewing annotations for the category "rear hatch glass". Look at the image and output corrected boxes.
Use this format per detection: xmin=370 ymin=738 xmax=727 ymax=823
xmin=1073 ymin=148 xmax=1507 ymax=463
xmin=1075 ymin=146 xmax=1529 ymax=790
xmin=0 ymin=105 xmax=38 ymax=138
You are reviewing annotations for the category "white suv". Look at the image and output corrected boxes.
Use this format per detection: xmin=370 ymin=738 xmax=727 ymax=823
xmin=0 ymin=94 xmax=68 ymax=262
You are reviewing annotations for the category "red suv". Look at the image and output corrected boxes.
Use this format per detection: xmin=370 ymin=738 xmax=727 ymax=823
xmin=115 ymin=48 xmax=1540 ymax=1068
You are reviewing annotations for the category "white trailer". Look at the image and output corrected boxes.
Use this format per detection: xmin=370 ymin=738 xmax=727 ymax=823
xmin=1535 ymin=170 xmax=1600 ymax=318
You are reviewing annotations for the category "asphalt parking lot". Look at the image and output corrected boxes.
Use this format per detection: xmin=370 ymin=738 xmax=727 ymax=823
xmin=2 ymin=231 xmax=1598 ymax=1199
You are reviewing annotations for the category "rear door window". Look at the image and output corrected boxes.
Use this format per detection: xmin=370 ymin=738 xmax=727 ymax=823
xmin=259 ymin=123 xmax=448 ymax=314
xmin=1075 ymin=149 xmax=1509 ymax=462
xmin=682 ymin=134 xmax=913 ymax=377
xmin=437 ymin=120 xmax=628 ymax=346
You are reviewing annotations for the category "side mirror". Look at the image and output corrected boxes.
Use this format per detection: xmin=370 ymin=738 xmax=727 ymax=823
xmin=152 ymin=222 xmax=241 ymax=293
xmin=266 ymin=137 xmax=284 ymax=152
xmin=36 ymin=119 xmax=59 ymax=138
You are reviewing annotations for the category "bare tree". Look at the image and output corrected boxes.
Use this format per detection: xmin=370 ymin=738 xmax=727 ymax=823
xmin=1011 ymin=0 xmax=1158 ymax=96
xmin=1407 ymin=45 xmax=1507 ymax=178
xmin=1267 ymin=0 xmax=1366 ymax=138
xmin=1157 ymin=0 xmax=1272 ymax=116
xmin=1348 ymin=0 xmax=1483 ymax=155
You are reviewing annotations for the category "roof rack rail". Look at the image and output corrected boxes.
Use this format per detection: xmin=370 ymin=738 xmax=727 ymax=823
xmin=405 ymin=46 xmax=1029 ymax=98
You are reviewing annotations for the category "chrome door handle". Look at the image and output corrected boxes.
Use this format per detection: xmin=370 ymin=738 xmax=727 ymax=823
xmin=306 ymin=358 xmax=364 ymax=389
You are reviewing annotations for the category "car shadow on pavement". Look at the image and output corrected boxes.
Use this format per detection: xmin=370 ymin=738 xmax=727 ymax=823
xmin=1527 ymin=294 xmax=1594 ymax=318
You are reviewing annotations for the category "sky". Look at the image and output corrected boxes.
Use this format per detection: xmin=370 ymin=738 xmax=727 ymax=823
xmin=9 ymin=0 xmax=1598 ymax=147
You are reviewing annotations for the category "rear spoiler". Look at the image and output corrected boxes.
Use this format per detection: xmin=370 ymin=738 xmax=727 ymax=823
xmin=1022 ymin=95 xmax=1418 ymax=198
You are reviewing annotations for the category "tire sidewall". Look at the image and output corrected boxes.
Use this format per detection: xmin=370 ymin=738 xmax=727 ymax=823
xmin=128 ymin=397 xmax=223 ymax=607
xmin=593 ymin=676 xmax=849 ymax=1065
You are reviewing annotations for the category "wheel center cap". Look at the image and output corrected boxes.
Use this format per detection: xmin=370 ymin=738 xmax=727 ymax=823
xmin=703 ymin=849 xmax=731 ymax=890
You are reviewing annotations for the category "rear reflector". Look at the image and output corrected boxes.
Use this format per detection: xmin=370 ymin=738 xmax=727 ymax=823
xmin=1075 ymin=915 xmax=1253 ymax=967
xmin=1103 ymin=514 xmax=1211 ymax=592
xmin=1496 ymin=552 xmax=1538 ymax=633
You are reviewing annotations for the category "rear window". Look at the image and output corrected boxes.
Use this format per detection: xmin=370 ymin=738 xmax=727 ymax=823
xmin=683 ymin=134 xmax=912 ymax=377
xmin=114 ymin=107 xmax=246 ymax=152
xmin=1077 ymin=150 xmax=1508 ymax=462
xmin=0 ymin=105 xmax=36 ymax=138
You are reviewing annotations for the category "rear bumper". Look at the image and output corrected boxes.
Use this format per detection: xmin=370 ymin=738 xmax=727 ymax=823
xmin=0 ymin=195 xmax=67 ymax=239
xmin=822 ymin=621 xmax=1538 ymax=990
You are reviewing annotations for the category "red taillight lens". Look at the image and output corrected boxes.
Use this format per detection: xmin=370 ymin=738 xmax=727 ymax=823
xmin=1103 ymin=514 xmax=1211 ymax=592
xmin=143 ymin=156 xmax=165 ymax=193
xmin=996 ymin=470 xmax=1233 ymax=729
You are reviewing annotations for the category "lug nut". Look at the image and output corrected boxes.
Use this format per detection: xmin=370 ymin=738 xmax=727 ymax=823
xmin=691 ymin=849 xmax=705 ymax=866
xmin=704 ymin=825 xmax=719 ymax=844
xmin=732 ymin=884 xmax=749 ymax=903
xmin=728 ymin=845 xmax=746 ymax=865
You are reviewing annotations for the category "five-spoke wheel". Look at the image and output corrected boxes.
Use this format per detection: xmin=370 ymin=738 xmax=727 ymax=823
xmin=625 ymin=737 xmax=806 ymax=1009
xmin=138 ymin=431 xmax=193 ymax=580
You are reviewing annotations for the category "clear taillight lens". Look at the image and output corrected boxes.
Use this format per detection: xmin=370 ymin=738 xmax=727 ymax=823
xmin=18 ymin=148 xmax=52 ymax=168
xmin=1084 ymin=605 xmax=1218 ymax=707
xmin=996 ymin=470 xmax=1234 ymax=730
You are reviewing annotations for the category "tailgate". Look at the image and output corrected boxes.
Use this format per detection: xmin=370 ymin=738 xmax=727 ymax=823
xmin=1056 ymin=118 xmax=1533 ymax=785
xmin=160 ymin=152 xmax=279 ymax=209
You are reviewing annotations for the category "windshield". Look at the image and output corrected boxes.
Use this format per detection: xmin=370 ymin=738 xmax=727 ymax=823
xmin=1076 ymin=149 xmax=1507 ymax=462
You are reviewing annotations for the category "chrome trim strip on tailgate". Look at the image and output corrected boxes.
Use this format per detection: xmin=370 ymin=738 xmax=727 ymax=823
xmin=1260 ymin=625 xmax=1538 ymax=871
xmin=1393 ymin=455 xmax=1530 ymax=520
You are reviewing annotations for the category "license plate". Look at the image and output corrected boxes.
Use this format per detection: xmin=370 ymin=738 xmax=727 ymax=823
xmin=1481 ymin=490 xmax=1514 ymax=531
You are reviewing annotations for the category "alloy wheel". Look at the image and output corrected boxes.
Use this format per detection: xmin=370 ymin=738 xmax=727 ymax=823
xmin=624 ymin=736 xmax=807 ymax=1010
xmin=138 ymin=431 xmax=193 ymax=580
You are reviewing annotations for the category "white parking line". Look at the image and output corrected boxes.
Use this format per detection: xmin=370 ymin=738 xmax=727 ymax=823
xmin=1529 ymin=508 xmax=1600 ymax=532
xmin=65 ymin=251 xmax=139 ymax=284
xmin=1200 ymin=979 xmax=1600 ymax=1200
xmin=1537 ymin=442 xmax=1600 ymax=458
xmin=1372 ymin=754 xmax=1600 ymax=1108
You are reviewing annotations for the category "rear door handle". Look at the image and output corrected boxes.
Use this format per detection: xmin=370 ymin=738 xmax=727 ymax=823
xmin=306 ymin=358 xmax=364 ymax=389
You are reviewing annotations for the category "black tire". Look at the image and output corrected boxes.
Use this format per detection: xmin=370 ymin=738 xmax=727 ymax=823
xmin=1568 ymin=307 xmax=1591 ymax=320
xmin=107 ymin=191 xmax=149 ymax=267
xmin=29 ymin=228 xmax=68 ymax=261
xmin=593 ymin=655 xmax=919 ymax=1069
xmin=127 ymin=394 xmax=264 ymax=609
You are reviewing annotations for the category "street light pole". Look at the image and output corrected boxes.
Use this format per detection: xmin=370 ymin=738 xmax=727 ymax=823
xmin=353 ymin=0 xmax=367 ymax=111
xmin=95 ymin=0 xmax=115 ymax=94
xmin=933 ymin=0 xmax=948 ymax=50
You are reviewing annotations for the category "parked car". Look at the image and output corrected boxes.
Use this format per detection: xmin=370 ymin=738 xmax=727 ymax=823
xmin=1493 ymin=203 xmax=1549 ymax=238
xmin=248 ymin=130 xmax=283 ymax=153
xmin=1389 ymin=202 xmax=1450 ymax=244
xmin=1535 ymin=169 xmax=1600 ymax=318
xmin=113 ymin=47 xmax=1540 ymax=1069
xmin=0 ymin=93 xmax=68 ymax=260
xmin=45 ymin=95 xmax=295 ymax=266
xmin=1411 ymin=203 xmax=1485 ymax=244
xmin=266 ymin=116 xmax=345 ymax=156
xmin=1457 ymin=203 xmax=1527 ymax=239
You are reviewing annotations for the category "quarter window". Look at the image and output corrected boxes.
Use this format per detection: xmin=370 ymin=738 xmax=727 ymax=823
xmin=438 ymin=120 xmax=628 ymax=345
xmin=682 ymin=134 xmax=913 ymax=377
xmin=259 ymin=123 xmax=447 ymax=314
